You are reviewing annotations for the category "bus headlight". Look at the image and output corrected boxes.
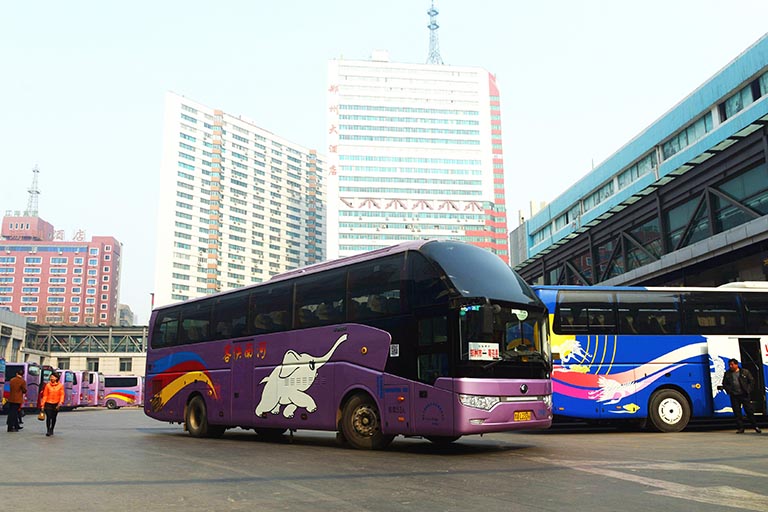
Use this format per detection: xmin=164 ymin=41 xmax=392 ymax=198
xmin=543 ymin=394 xmax=552 ymax=409
xmin=459 ymin=394 xmax=500 ymax=411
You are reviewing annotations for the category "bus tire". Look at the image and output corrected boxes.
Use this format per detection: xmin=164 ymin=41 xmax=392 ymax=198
xmin=425 ymin=435 xmax=461 ymax=445
xmin=105 ymin=399 xmax=119 ymax=410
xmin=648 ymin=389 xmax=690 ymax=433
xmin=340 ymin=393 xmax=393 ymax=450
xmin=185 ymin=396 xmax=225 ymax=438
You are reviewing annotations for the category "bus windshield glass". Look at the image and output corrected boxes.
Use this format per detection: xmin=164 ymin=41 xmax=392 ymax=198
xmin=421 ymin=241 xmax=539 ymax=304
xmin=459 ymin=304 xmax=549 ymax=363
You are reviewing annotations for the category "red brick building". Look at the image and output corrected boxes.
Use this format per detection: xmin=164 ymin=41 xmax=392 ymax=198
xmin=0 ymin=214 xmax=121 ymax=326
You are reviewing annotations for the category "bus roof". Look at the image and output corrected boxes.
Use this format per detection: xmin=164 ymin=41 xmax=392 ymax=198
xmin=152 ymin=240 xmax=441 ymax=312
xmin=268 ymin=240 xmax=428 ymax=283
xmin=534 ymin=283 xmax=768 ymax=293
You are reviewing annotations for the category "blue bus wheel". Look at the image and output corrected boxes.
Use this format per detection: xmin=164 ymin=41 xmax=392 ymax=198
xmin=648 ymin=389 xmax=690 ymax=433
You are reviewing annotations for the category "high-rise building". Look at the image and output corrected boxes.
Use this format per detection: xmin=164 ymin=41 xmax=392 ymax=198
xmin=154 ymin=92 xmax=326 ymax=307
xmin=325 ymin=52 xmax=508 ymax=262
xmin=0 ymin=214 xmax=121 ymax=326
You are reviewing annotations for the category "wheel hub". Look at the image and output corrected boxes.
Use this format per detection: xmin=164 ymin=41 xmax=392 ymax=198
xmin=352 ymin=405 xmax=378 ymax=437
xmin=658 ymin=398 xmax=683 ymax=425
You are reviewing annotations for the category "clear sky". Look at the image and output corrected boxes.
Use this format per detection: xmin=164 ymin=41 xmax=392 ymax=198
xmin=1 ymin=1 xmax=767 ymax=324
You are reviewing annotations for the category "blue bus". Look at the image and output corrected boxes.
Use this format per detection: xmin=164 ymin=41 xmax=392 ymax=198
xmin=534 ymin=284 xmax=768 ymax=432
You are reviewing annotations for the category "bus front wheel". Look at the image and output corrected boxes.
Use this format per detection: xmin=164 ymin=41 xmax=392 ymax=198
xmin=185 ymin=396 xmax=225 ymax=438
xmin=105 ymin=399 xmax=119 ymax=410
xmin=340 ymin=393 xmax=393 ymax=450
xmin=648 ymin=389 xmax=690 ymax=433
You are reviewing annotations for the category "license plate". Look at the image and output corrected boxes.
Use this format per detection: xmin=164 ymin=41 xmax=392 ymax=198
xmin=514 ymin=411 xmax=532 ymax=421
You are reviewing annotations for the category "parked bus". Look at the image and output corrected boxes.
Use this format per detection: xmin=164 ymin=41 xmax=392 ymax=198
xmin=534 ymin=284 xmax=768 ymax=432
xmin=0 ymin=359 xmax=5 ymax=406
xmin=71 ymin=370 xmax=87 ymax=407
xmin=38 ymin=366 xmax=74 ymax=409
xmin=57 ymin=369 xmax=77 ymax=409
xmin=104 ymin=375 xmax=144 ymax=409
xmin=145 ymin=240 xmax=553 ymax=449
xmin=86 ymin=371 xmax=106 ymax=407
xmin=4 ymin=362 xmax=42 ymax=409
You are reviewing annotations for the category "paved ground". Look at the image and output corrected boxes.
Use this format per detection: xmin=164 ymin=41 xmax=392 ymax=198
xmin=3 ymin=408 xmax=767 ymax=512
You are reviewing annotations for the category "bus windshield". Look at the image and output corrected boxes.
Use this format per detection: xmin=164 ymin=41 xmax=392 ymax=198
xmin=422 ymin=241 xmax=539 ymax=304
xmin=460 ymin=304 xmax=549 ymax=364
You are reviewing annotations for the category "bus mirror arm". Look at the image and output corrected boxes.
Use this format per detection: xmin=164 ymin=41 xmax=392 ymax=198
xmin=481 ymin=303 xmax=501 ymax=334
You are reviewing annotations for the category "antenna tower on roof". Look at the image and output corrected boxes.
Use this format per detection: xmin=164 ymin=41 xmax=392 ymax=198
xmin=24 ymin=165 xmax=41 ymax=217
xmin=426 ymin=1 xmax=444 ymax=65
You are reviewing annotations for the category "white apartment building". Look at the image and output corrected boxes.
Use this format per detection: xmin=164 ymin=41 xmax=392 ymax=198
xmin=154 ymin=92 xmax=325 ymax=307
xmin=326 ymin=52 xmax=509 ymax=262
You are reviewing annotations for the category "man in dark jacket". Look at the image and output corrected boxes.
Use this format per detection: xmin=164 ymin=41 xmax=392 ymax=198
xmin=7 ymin=370 xmax=27 ymax=432
xmin=722 ymin=358 xmax=761 ymax=434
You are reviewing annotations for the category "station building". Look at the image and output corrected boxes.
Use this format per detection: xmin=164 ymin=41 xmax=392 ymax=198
xmin=512 ymin=34 xmax=768 ymax=288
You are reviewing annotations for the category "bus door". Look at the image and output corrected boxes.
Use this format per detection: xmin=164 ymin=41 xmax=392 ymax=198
xmin=738 ymin=338 xmax=766 ymax=415
xmin=230 ymin=338 xmax=255 ymax=425
xmin=708 ymin=337 xmax=748 ymax=417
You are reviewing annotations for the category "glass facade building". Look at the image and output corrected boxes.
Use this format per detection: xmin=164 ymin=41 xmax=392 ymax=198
xmin=512 ymin=34 xmax=768 ymax=288
xmin=326 ymin=54 xmax=508 ymax=262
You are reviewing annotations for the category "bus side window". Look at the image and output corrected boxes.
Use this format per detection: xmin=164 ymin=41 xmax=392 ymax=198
xmin=349 ymin=255 xmax=404 ymax=321
xmin=152 ymin=311 xmax=179 ymax=348
xmin=417 ymin=316 xmax=448 ymax=384
xmin=247 ymin=282 xmax=293 ymax=334
xmin=408 ymin=252 xmax=448 ymax=308
xmin=743 ymin=295 xmax=768 ymax=334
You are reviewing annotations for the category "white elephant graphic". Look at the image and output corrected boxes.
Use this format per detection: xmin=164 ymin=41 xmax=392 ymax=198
xmin=255 ymin=333 xmax=347 ymax=418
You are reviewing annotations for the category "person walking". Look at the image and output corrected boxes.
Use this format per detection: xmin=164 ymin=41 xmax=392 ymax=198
xmin=6 ymin=370 xmax=27 ymax=432
xmin=722 ymin=358 xmax=761 ymax=434
xmin=39 ymin=372 xmax=65 ymax=436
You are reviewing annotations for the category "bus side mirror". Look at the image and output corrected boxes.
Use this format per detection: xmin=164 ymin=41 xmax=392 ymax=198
xmin=481 ymin=304 xmax=500 ymax=334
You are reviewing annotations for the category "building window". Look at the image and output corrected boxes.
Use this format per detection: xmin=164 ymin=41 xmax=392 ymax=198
xmin=11 ymin=338 xmax=21 ymax=360
xmin=119 ymin=358 xmax=132 ymax=372
xmin=57 ymin=358 xmax=70 ymax=370
xmin=87 ymin=357 xmax=99 ymax=371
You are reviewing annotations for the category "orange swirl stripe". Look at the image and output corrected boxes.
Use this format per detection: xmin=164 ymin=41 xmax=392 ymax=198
xmin=154 ymin=371 xmax=218 ymax=410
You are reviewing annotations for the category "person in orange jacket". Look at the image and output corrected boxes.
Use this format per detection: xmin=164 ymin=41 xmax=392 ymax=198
xmin=39 ymin=372 xmax=65 ymax=436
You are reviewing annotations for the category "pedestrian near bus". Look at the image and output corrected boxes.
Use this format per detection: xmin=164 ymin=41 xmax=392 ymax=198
xmin=721 ymin=358 xmax=762 ymax=434
xmin=39 ymin=372 xmax=65 ymax=436
xmin=6 ymin=370 xmax=26 ymax=432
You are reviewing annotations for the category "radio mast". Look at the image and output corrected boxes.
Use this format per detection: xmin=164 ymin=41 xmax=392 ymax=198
xmin=24 ymin=165 xmax=41 ymax=217
xmin=426 ymin=1 xmax=444 ymax=65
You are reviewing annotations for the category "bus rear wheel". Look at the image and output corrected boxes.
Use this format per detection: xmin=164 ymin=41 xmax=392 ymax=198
xmin=648 ymin=389 xmax=690 ymax=433
xmin=340 ymin=393 xmax=393 ymax=450
xmin=105 ymin=399 xmax=119 ymax=410
xmin=185 ymin=396 xmax=225 ymax=438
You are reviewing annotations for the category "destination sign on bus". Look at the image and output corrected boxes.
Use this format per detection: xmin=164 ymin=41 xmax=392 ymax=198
xmin=468 ymin=342 xmax=500 ymax=361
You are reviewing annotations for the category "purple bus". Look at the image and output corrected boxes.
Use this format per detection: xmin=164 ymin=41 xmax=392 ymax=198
xmin=104 ymin=375 xmax=144 ymax=409
xmin=56 ymin=369 xmax=77 ymax=409
xmin=4 ymin=362 xmax=42 ymax=409
xmin=71 ymin=370 xmax=87 ymax=407
xmin=86 ymin=371 xmax=106 ymax=407
xmin=0 ymin=360 xmax=4 ymax=404
xmin=144 ymin=240 xmax=553 ymax=449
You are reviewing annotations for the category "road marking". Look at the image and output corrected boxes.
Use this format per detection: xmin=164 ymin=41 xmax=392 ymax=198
xmin=528 ymin=457 xmax=768 ymax=511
